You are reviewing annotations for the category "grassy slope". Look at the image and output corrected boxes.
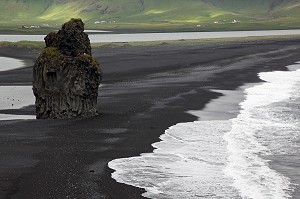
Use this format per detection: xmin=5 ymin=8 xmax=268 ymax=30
xmin=0 ymin=0 xmax=300 ymax=31
xmin=123 ymin=0 xmax=237 ymax=22
xmin=0 ymin=0 xmax=52 ymax=21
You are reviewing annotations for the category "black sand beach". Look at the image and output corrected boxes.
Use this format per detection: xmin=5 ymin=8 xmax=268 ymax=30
xmin=1 ymin=38 xmax=300 ymax=199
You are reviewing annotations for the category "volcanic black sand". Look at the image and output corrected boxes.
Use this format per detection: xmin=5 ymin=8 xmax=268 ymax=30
xmin=0 ymin=38 xmax=300 ymax=199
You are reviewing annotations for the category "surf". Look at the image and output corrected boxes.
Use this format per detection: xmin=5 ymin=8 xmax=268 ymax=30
xmin=108 ymin=63 xmax=300 ymax=198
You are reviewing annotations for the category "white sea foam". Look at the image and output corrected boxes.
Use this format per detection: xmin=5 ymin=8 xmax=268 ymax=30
xmin=109 ymin=121 xmax=240 ymax=198
xmin=224 ymin=68 xmax=300 ymax=199
xmin=0 ymin=86 xmax=35 ymax=120
xmin=109 ymin=63 xmax=300 ymax=199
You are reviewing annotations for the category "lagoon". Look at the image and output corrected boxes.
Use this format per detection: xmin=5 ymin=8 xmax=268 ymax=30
xmin=0 ymin=57 xmax=35 ymax=120
xmin=0 ymin=29 xmax=300 ymax=43
xmin=0 ymin=56 xmax=33 ymax=72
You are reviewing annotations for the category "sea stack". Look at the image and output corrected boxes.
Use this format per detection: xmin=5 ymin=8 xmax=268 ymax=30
xmin=33 ymin=18 xmax=102 ymax=119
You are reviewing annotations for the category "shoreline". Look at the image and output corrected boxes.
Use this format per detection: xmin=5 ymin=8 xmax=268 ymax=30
xmin=189 ymin=83 xmax=258 ymax=121
xmin=107 ymin=83 xmax=255 ymax=198
xmin=0 ymin=38 xmax=300 ymax=198
xmin=108 ymin=64 xmax=300 ymax=198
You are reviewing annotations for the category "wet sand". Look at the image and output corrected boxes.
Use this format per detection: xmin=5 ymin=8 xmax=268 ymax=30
xmin=0 ymin=38 xmax=300 ymax=198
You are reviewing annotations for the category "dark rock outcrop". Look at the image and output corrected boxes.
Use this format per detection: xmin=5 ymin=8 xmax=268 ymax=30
xmin=33 ymin=18 xmax=102 ymax=119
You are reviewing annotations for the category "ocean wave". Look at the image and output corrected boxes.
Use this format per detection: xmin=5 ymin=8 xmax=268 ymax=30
xmin=109 ymin=63 xmax=300 ymax=199
xmin=109 ymin=121 xmax=240 ymax=198
xmin=224 ymin=69 xmax=300 ymax=199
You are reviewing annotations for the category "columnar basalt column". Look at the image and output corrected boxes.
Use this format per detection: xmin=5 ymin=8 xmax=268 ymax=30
xmin=33 ymin=18 xmax=103 ymax=119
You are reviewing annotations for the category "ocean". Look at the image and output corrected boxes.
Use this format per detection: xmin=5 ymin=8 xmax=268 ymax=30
xmin=108 ymin=62 xmax=300 ymax=198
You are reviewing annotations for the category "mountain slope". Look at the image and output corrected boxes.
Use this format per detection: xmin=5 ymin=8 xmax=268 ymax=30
xmin=1 ymin=0 xmax=300 ymax=30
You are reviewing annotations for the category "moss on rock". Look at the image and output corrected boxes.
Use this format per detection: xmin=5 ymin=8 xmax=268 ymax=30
xmin=33 ymin=18 xmax=103 ymax=119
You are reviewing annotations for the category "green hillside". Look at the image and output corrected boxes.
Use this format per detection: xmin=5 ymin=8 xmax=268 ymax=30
xmin=1 ymin=0 xmax=300 ymax=32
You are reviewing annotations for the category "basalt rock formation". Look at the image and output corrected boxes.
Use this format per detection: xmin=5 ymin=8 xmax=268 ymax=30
xmin=33 ymin=18 xmax=102 ymax=119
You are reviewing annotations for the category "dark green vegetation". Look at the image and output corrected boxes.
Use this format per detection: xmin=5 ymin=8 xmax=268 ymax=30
xmin=1 ymin=0 xmax=300 ymax=32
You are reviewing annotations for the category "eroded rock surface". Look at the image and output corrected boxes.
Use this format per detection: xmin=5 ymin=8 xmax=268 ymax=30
xmin=33 ymin=18 xmax=102 ymax=119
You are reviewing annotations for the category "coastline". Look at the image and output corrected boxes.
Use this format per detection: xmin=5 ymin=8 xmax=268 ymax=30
xmin=0 ymin=37 xmax=300 ymax=198
xmin=107 ymin=83 xmax=255 ymax=198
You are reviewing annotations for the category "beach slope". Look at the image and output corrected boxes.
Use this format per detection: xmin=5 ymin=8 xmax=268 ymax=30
xmin=0 ymin=38 xmax=300 ymax=198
